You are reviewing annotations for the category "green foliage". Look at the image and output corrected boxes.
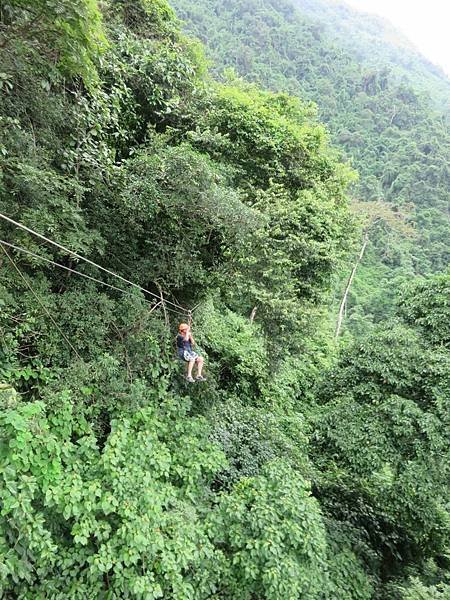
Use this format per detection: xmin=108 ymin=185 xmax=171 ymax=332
xmin=325 ymin=525 xmax=375 ymax=600
xmin=0 ymin=391 xmax=226 ymax=598
xmin=293 ymin=0 xmax=450 ymax=110
xmin=313 ymin=315 xmax=450 ymax=570
xmin=227 ymin=182 xmax=354 ymax=341
xmin=209 ymin=460 xmax=329 ymax=599
xmin=326 ymin=546 xmax=374 ymax=599
xmin=101 ymin=18 xmax=206 ymax=148
xmin=398 ymin=272 xmax=450 ymax=348
xmin=192 ymin=79 xmax=355 ymax=196
xmin=93 ymin=143 xmax=258 ymax=291
xmin=1 ymin=0 xmax=449 ymax=596
xmin=171 ymin=0 xmax=450 ymax=330
xmin=197 ymin=300 xmax=269 ymax=396
xmin=208 ymin=397 xmax=310 ymax=488
xmin=395 ymin=578 xmax=450 ymax=600
xmin=188 ymin=80 xmax=355 ymax=339
xmin=110 ymin=0 xmax=177 ymax=35
xmin=1 ymin=0 xmax=106 ymax=86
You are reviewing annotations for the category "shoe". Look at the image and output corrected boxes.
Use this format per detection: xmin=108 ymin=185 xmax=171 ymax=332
xmin=195 ymin=375 xmax=206 ymax=382
xmin=186 ymin=375 xmax=195 ymax=383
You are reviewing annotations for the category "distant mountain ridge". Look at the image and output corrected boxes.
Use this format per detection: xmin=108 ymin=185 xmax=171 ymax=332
xmin=294 ymin=0 xmax=450 ymax=109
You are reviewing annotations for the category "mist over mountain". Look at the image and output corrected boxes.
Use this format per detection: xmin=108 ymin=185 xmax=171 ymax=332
xmin=295 ymin=0 xmax=450 ymax=106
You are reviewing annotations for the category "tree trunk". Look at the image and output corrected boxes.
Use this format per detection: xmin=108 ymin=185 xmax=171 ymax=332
xmin=156 ymin=282 xmax=169 ymax=328
xmin=335 ymin=231 xmax=369 ymax=340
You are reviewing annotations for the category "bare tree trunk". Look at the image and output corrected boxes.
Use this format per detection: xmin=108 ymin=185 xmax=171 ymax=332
xmin=156 ymin=282 xmax=169 ymax=328
xmin=249 ymin=306 xmax=257 ymax=324
xmin=335 ymin=231 xmax=369 ymax=340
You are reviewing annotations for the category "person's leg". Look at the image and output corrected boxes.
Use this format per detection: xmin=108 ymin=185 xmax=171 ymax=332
xmin=187 ymin=359 xmax=195 ymax=379
xmin=195 ymin=356 xmax=204 ymax=377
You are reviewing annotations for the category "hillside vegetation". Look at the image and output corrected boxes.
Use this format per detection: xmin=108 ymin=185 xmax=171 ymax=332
xmin=171 ymin=0 xmax=450 ymax=334
xmin=0 ymin=1 xmax=450 ymax=598
xmin=295 ymin=0 xmax=450 ymax=109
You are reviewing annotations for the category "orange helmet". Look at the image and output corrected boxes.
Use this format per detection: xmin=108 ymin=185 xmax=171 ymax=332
xmin=178 ymin=323 xmax=189 ymax=332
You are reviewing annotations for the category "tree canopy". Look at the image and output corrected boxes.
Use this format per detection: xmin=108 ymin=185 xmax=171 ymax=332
xmin=0 ymin=0 xmax=449 ymax=598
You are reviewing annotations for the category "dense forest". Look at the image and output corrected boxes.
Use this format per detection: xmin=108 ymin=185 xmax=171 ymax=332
xmin=172 ymin=0 xmax=450 ymax=336
xmin=295 ymin=0 xmax=450 ymax=110
xmin=0 ymin=0 xmax=449 ymax=598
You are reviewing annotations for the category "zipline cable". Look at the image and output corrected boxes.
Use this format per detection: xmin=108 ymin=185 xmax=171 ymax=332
xmin=0 ymin=238 xmax=148 ymax=300
xmin=0 ymin=212 xmax=189 ymax=314
xmin=0 ymin=241 xmax=82 ymax=360
xmin=0 ymin=237 xmax=192 ymax=318
xmin=0 ymin=238 xmax=189 ymax=318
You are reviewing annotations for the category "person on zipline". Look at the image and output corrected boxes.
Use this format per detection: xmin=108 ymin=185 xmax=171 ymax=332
xmin=177 ymin=323 xmax=206 ymax=383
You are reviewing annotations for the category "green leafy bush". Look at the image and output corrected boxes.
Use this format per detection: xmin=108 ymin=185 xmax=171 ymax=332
xmin=0 ymin=391 xmax=226 ymax=598
xmin=209 ymin=460 xmax=329 ymax=599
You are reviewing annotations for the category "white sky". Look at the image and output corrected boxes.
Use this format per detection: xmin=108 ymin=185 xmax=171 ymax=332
xmin=343 ymin=0 xmax=450 ymax=77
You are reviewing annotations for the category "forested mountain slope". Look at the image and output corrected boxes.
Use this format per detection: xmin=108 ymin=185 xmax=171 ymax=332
xmin=295 ymin=0 xmax=450 ymax=110
xmin=1 ymin=1 xmax=450 ymax=599
xmin=171 ymin=0 xmax=450 ymax=332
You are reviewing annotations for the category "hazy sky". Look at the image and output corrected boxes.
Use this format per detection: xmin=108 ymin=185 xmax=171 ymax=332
xmin=344 ymin=0 xmax=450 ymax=77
